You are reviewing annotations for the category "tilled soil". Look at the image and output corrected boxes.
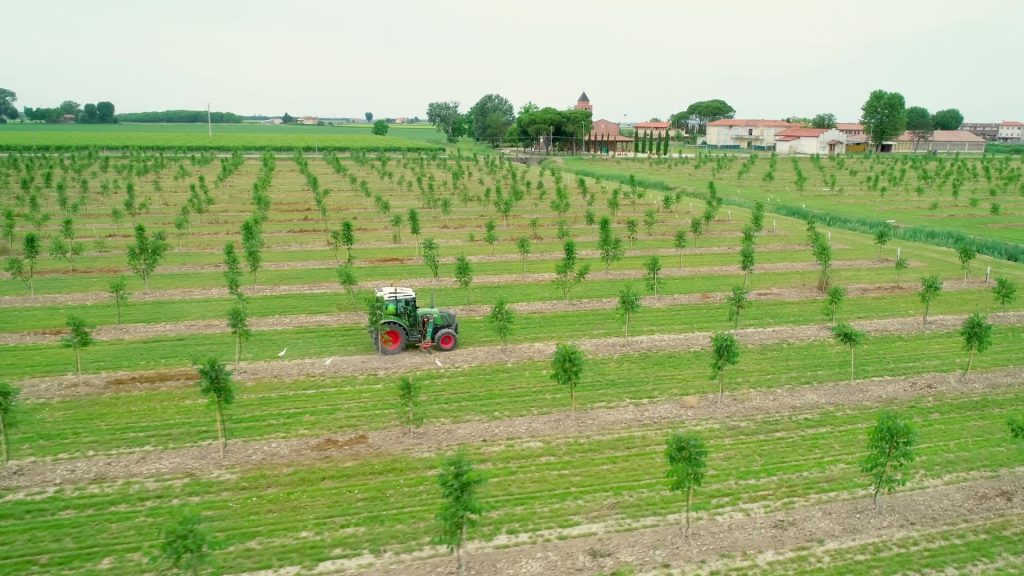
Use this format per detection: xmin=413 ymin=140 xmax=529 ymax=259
xmin=0 ymin=281 xmax=946 ymax=345
xmin=0 ymin=259 xmax=891 ymax=308
xmin=2 ymin=366 xmax=1020 ymax=491
xmin=15 ymin=311 xmax=1024 ymax=401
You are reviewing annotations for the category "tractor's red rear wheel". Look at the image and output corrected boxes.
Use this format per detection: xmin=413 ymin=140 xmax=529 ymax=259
xmin=434 ymin=328 xmax=457 ymax=352
xmin=379 ymin=323 xmax=407 ymax=355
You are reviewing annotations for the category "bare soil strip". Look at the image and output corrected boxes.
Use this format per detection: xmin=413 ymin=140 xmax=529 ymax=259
xmin=15 ymin=311 xmax=1024 ymax=401
xmin=2 ymin=366 xmax=1019 ymax=491
xmin=0 ymin=259 xmax=890 ymax=308
xmin=301 ymin=471 xmax=1024 ymax=576
xmin=0 ymin=281 xmax=960 ymax=345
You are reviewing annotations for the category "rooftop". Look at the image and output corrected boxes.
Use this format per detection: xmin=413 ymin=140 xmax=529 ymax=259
xmin=634 ymin=121 xmax=671 ymax=128
xmin=708 ymin=119 xmax=794 ymax=128
xmin=895 ymin=130 xmax=986 ymax=143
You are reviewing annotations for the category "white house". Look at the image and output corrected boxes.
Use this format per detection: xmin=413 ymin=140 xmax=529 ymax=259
xmin=775 ymin=127 xmax=847 ymax=155
xmin=997 ymin=121 xmax=1023 ymax=142
xmin=706 ymin=119 xmax=795 ymax=150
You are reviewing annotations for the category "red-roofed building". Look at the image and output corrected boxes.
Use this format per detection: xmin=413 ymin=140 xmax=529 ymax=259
xmin=775 ymin=127 xmax=847 ymax=155
xmin=633 ymin=121 xmax=671 ymax=138
xmin=706 ymin=119 xmax=796 ymax=150
xmin=585 ymin=118 xmax=633 ymax=154
xmin=893 ymin=130 xmax=986 ymax=153
xmin=997 ymin=121 xmax=1023 ymax=142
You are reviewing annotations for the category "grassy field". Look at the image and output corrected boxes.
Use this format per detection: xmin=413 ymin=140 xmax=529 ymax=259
xmin=0 ymin=122 xmax=446 ymax=151
xmin=0 ymin=146 xmax=1022 ymax=575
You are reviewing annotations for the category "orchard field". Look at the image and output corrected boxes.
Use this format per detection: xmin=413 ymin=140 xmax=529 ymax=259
xmin=0 ymin=144 xmax=1023 ymax=575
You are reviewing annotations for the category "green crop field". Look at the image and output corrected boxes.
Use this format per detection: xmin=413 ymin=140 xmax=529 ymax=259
xmin=1 ymin=145 xmax=1022 ymax=575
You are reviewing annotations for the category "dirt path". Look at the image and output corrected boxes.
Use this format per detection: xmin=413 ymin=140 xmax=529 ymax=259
xmin=300 ymin=471 xmax=1024 ymax=576
xmin=15 ymin=311 xmax=1024 ymax=401
xmin=0 ymin=281 xmax=957 ymax=345
xmin=2 ymin=366 xmax=1020 ymax=491
xmin=0 ymin=259 xmax=892 ymax=308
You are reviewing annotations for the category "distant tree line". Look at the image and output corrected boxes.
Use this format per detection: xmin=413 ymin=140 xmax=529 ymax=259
xmin=116 ymin=110 xmax=244 ymax=124
xmin=19 ymin=99 xmax=117 ymax=124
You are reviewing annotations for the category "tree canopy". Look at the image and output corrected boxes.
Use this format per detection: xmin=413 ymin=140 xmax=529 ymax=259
xmin=427 ymin=101 xmax=464 ymax=143
xmin=860 ymin=89 xmax=907 ymax=147
xmin=931 ymin=108 xmax=964 ymax=130
xmin=811 ymin=113 xmax=837 ymax=129
xmin=0 ymin=87 xmax=17 ymax=120
xmin=671 ymin=99 xmax=735 ymax=134
xmin=468 ymin=93 xmax=515 ymax=145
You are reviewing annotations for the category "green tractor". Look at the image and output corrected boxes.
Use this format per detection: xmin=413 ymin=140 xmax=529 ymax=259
xmin=372 ymin=286 xmax=459 ymax=355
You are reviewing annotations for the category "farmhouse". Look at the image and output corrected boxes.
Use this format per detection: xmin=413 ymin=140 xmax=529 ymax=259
xmin=299 ymin=116 xmax=319 ymax=125
xmin=960 ymin=122 xmax=999 ymax=140
xmin=584 ymin=118 xmax=633 ymax=154
xmin=706 ymin=119 xmax=795 ymax=150
xmin=893 ymin=130 xmax=986 ymax=153
xmin=997 ymin=121 xmax=1023 ymax=142
xmin=634 ymin=121 xmax=671 ymax=138
xmin=775 ymin=127 xmax=847 ymax=155
xmin=261 ymin=117 xmax=284 ymax=125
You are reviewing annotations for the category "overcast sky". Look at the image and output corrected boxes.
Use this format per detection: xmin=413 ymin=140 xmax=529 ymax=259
xmin=3 ymin=0 xmax=1021 ymax=122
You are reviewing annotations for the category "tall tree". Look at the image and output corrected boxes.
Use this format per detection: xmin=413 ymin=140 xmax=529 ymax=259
xmin=551 ymin=342 xmax=585 ymax=420
xmin=227 ymin=304 xmax=252 ymax=366
xmin=487 ymin=297 xmax=516 ymax=350
xmin=468 ymin=93 xmax=515 ymax=145
xmin=240 ymin=217 xmax=264 ymax=289
xmin=710 ymin=331 xmax=740 ymax=403
xmin=860 ymin=89 xmax=907 ymax=150
xmin=831 ymin=322 xmax=865 ymax=384
xmin=675 ymin=99 xmax=736 ymax=134
xmin=61 ymin=315 xmax=94 ymax=384
xmin=931 ymin=108 xmax=964 ymax=130
xmin=643 ymin=256 xmax=663 ymax=297
xmin=725 ymin=286 xmax=749 ymax=329
xmin=822 ymin=285 xmax=846 ymax=327
xmin=108 ymin=275 xmax=129 ymax=325
xmin=862 ymin=410 xmax=916 ymax=512
xmin=919 ymin=275 xmax=943 ymax=324
xmin=992 ymin=277 xmax=1017 ymax=312
xmin=436 ymin=449 xmax=485 ymax=576
xmin=617 ymin=285 xmax=642 ymax=338
xmin=223 ymin=242 xmax=243 ymax=299
xmin=454 ymin=254 xmax=474 ymax=304
xmin=811 ymin=113 xmax=837 ymax=129
xmin=397 ymin=376 xmax=422 ymax=434
xmin=959 ymin=313 xmax=992 ymax=384
xmin=196 ymin=358 xmax=235 ymax=458
xmin=421 ymin=238 xmax=440 ymax=306
xmin=905 ymin=106 xmax=933 ymax=151
xmin=371 ymin=120 xmax=389 ymax=135
xmin=126 ymin=224 xmax=170 ymax=290
xmin=0 ymin=87 xmax=17 ymax=119
xmin=153 ymin=510 xmax=214 ymax=576
xmin=665 ymin=431 xmax=707 ymax=538
xmin=364 ymin=111 xmax=373 ymax=123
xmin=427 ymin=101 xmax=464 ymax=143
xmin=0 ymin=382 xmax=19 ymax=467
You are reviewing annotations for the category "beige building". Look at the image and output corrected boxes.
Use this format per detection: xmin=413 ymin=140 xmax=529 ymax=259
xmin=706 ymin=119 xmax=795 ymax=150
xmin=775 ymin=128 xmax=847 ymax=155
xmin=997 ymin=121 xmax=1023 ymax=142
xmin=893 ymin=130 xmax=986 ymax=153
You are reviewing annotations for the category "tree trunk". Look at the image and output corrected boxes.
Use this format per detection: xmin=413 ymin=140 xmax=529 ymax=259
xmin=75 ymin=348 xmax=82 ymax=385
xmin=718 ymin=373 xmax=725 ymax=404
xmin=115 ymin=301 xmax=122 ymax=325
xmin=685 ymin=487 xmax=692 ymax=538
xmin=215 ymin=400 xmax=225 ymax=458
xmin=850 ymin=346 xmax=856 ymax=385
xmin=0 ymin=415 xmax=8 ymax=467
xmin=252 ymin=270 xmax=258 ymax=289
xmin=963 ymin=347 xmax=975 ymax=384
xmin=29 ymin=273 xmax=34 ymax=297
xmin=457 ymin=524 xmax=467 ymax=576
xmin=624 ymin=314 xmax=629 ymax=339
xmin=570 ymin=387 xmax=576 ymax=422
xmin=235 ymin=334 xmax=241 ymax=366
xmin=923 ymin=303 xmax=930 ymax=325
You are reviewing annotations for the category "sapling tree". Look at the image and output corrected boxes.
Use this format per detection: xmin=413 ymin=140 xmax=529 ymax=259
xmin=551 ymin=342 xmax=585 ymax=420
xmin=408 ymin=208 xmax=421 ymax=255
xmin=725 ymin=286 xmax=749 ymax=329
xmin=812 ymin=234 xmax=833 ymax=292
xmin=894 ymin=254 xmax=909 ymax=284
xmin=553 ymin=239 xmax=590 ymax=301
xmin=862 ymin=410 xmax=916 ymax=512
xmin=240 ymin=217 xmax=264 ymax=289
xmin=873 ymin=226 xmax=892 ymax=259
xmin=956 ymin=243 xmax=976 ymax=283
xmin=689 ymin=218 xmax=703 ymax=247
xmin=515 ymin=237 xmax=531 ymax=272
xmin=919 ymin=275 xmax=943 ymax=324
xmin=223 ymin=242 xmax=243 ymax=299
xmin=454 ymin=254 xmax=474 ymax=304
xmin=436 ymin=449 xmax=485 ymax=576
xmin=340 ymin=220 xmax=355 ymax=262
xmin=959 ymin=313 xmax=992 ymax=384
xmin=625 ymin=218 xmax=639 ymax=247
xmin=822 ymin=285 xmax=846 ymax=327
xmin=227 ymin=304 xmax=252 ymax=366
xmin=597 ymin=216 xmax=623 ymax=271
xmin=152 ymin=510 xmax=215 ymax=576
xmin=126 ymin=224 xmax=169 ymax=290
xmin=49 ymin=217 xmax=84 ymax=270
xmin=673 ymin=229 xmax=687 ymax=269
xmin=710 ymin=331 xmax=740 ymax=403
xmin=831 ymin=322 xmax=865 ymax=384
xmin=422 ymin=237 xmax=440 ymax=306
xmin=61 ymin=315 xmax=93 ymax=384
xmin=336 ymin=264 xmax=358 ymax=302
xmin=617 ymin=284 xmax=642 ymax=338
xmin=1009 ymin=416 xmax=1024 ymax=441
xmin=397 ymin=376 xmax=422 ymax=434
xmin=5 ymin=232 xmax=40 ymax=295
xmin=992 ymin=277 xmax=1017 ymax=312
xmin=366 ymin=295 xmax=385 ymax=355
xmin=483 ymin=220 xmax=498 ymax=254
xmin=0 ymin=382 xmax=19 ymax=467
xmin=739 ymin=237 xmax=755 ymax=289
xmin=196 ymin=357 xmax=235 ymax=458
xmin=643 ymin=256 xmax=663 ymax=297
xmin=487 ymin=297 xmax=515 ymax=350
xmin=665 ymin=430 xmax=707 ymax=538
xmin=109 ymin=275 xmax=129 ymax=325
xmin=1 ymin=209 xmax=15 ymax=250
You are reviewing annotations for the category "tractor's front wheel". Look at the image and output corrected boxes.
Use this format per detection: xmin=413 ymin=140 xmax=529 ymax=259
xmin=379 ymin=322 xmax=407 ymax=355
xmin=434 ymin=328 xmax=458 ymax=352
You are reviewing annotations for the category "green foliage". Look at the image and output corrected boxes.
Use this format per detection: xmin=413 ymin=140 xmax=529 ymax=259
xmin=397 ymin=376 xmax=423 ymax=432
xmin=223 ymin=242 xmax=243 ymax=299
xmin=336 ymin=264 xmax=358 ymax=302
xmin=811 ymin=234 xmax=833 ymax=292
xmin=873 ymin=226 xmax=892 ymax=258
xmin=553 ymin=239 xmax=590 ymax=300
xmin=665 ymin=430 xmax=708 ymax=535
xmin=61 ymin=315 xmax=94 ymax=381
xmin=597 ymin=216 xmax=623 ymax=271
xmin=127 ymin=224 xmax=170 ymax=290
xmin=956 ymin=243 xmax=977 ymax=281
xmin=515 ymin=237 xmax=531 ymax=272
xmin=483 ymin=219 xmax=498 ymax=253
xmin=108 ymin=275 xmax=129 ymax=325
xmin=710 ymin=331 xmax=740 ymax=402
xmin=468 ymin=93 xmax=515 ymax=144
xmin=616 ymin=285 xmax=642 ymax=338
xmin=435 ymin=449 xmax=485 ymax=573
xmin=1009 ymin=416 xmax=1024 ymax=440
xmin=0 ymin=381 xmax=19 ymax=466
xmin=931 ymin=108 xmax=964 ymax=130
xmin=227 ymin=304 xmax=252 ymax=365
xmin=551 ymin=342 xmax=585 ymax=417
xmin=822 ymin=285 xmax=846 ymax=326
xmin=725 ymin=286 xmax=749 ymax=329
xmin=918 ymin=275 xmax=943 ymax=323
xmin=152 ymin=510 xmax=215 ymax=576
xmin=895 ymin=255 xmax=909 ymax=284
xmin=366 ymin=295 xmax=385 ymax=352
xmin=196 ymin=357 xmax=235 ymax=456
xmin=832 ymin=322 xmax=865 ymax=384
xmin=642 ymin=256 xmax=663 ymax=297
xmin=861 ymin=89 xmax=907 ymax=147
xmin=959 ymin=313 xmax=993 ymax=383
xmin=240 ymin=218 xmax=264 ymax=288
xmin=454 ymin=254 xmax=474 ymax=304
xmin=427 ymin=101 xmax=464 ymax=143
xmin=862 ymin=410 xmax=916 ymax=509
xmin=371 ymin=120 xmax=389 ymax=136
xmin=487 ymin=297 xmax=515 ymax=348
xmin=673 ymin=99 xmax=735 ymax=134
xmin=992 ymin=277 xmax=1017 ymax=311
xmin=811 ymin=113 xmax=837 ymax=129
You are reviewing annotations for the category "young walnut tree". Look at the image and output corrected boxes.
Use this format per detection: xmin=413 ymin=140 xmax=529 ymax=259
xmin=710 ymin=331 xmax=740 ymax=404
xmin=436 ymin=449 xmax=485 ymax=576
xmin=616 ymin=285 xmax=642 ymax=338
xmin=832 ymin=322 xmax=865 ymax=385
xmin=196 ymin=358 xmax=235 ymax=458
xmin=551 ymin=342 xmax=585 ymax=420
xmin=666 ymin=431 xmax=707 ymax=538
xmin=862 ymin=410 xmax=916 ymax=512
xmin=959 ymin=313 xmax=992 ymax=384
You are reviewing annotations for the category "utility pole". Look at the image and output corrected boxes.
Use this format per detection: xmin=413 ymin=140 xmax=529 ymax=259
xmin=207 ymin=103 xmax=212 ymax=137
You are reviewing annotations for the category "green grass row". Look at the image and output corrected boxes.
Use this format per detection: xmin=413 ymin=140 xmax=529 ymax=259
xmin=3 ymin=387 xmax=1023 ymax=575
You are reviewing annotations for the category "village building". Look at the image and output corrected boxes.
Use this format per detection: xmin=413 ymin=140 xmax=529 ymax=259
xmin=261 ymin=117 xmax=284 ymax=125
xmin=892 ymin=130 xmax=986 ymax=153
xmin=574 ymin=92 xmax=592 ymax=113
xmin=996 ymin=121 xmax=1024 ymax=143
xmin=585 ymin=118 xmax=633 ymax=154
xmin=299 ymin=116 xmax=319 ymax=125
xmin=960 ymin=122 xmax=999 ymax=140
xmin=633 ymin=121 xmax=671 ymax=138
xmin=706 ymin=119 xmax=795 ymax=150
xmin=774 ymin=127 xmax=847 ymax=155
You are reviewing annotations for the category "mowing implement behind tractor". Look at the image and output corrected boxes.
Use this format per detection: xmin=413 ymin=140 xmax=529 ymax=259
xmin=373 ymin=287 xmax=459 ymax=354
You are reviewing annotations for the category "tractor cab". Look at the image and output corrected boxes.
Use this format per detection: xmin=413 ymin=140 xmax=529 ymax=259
xmin=373 ymin=286 xmax=459 ymax=355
